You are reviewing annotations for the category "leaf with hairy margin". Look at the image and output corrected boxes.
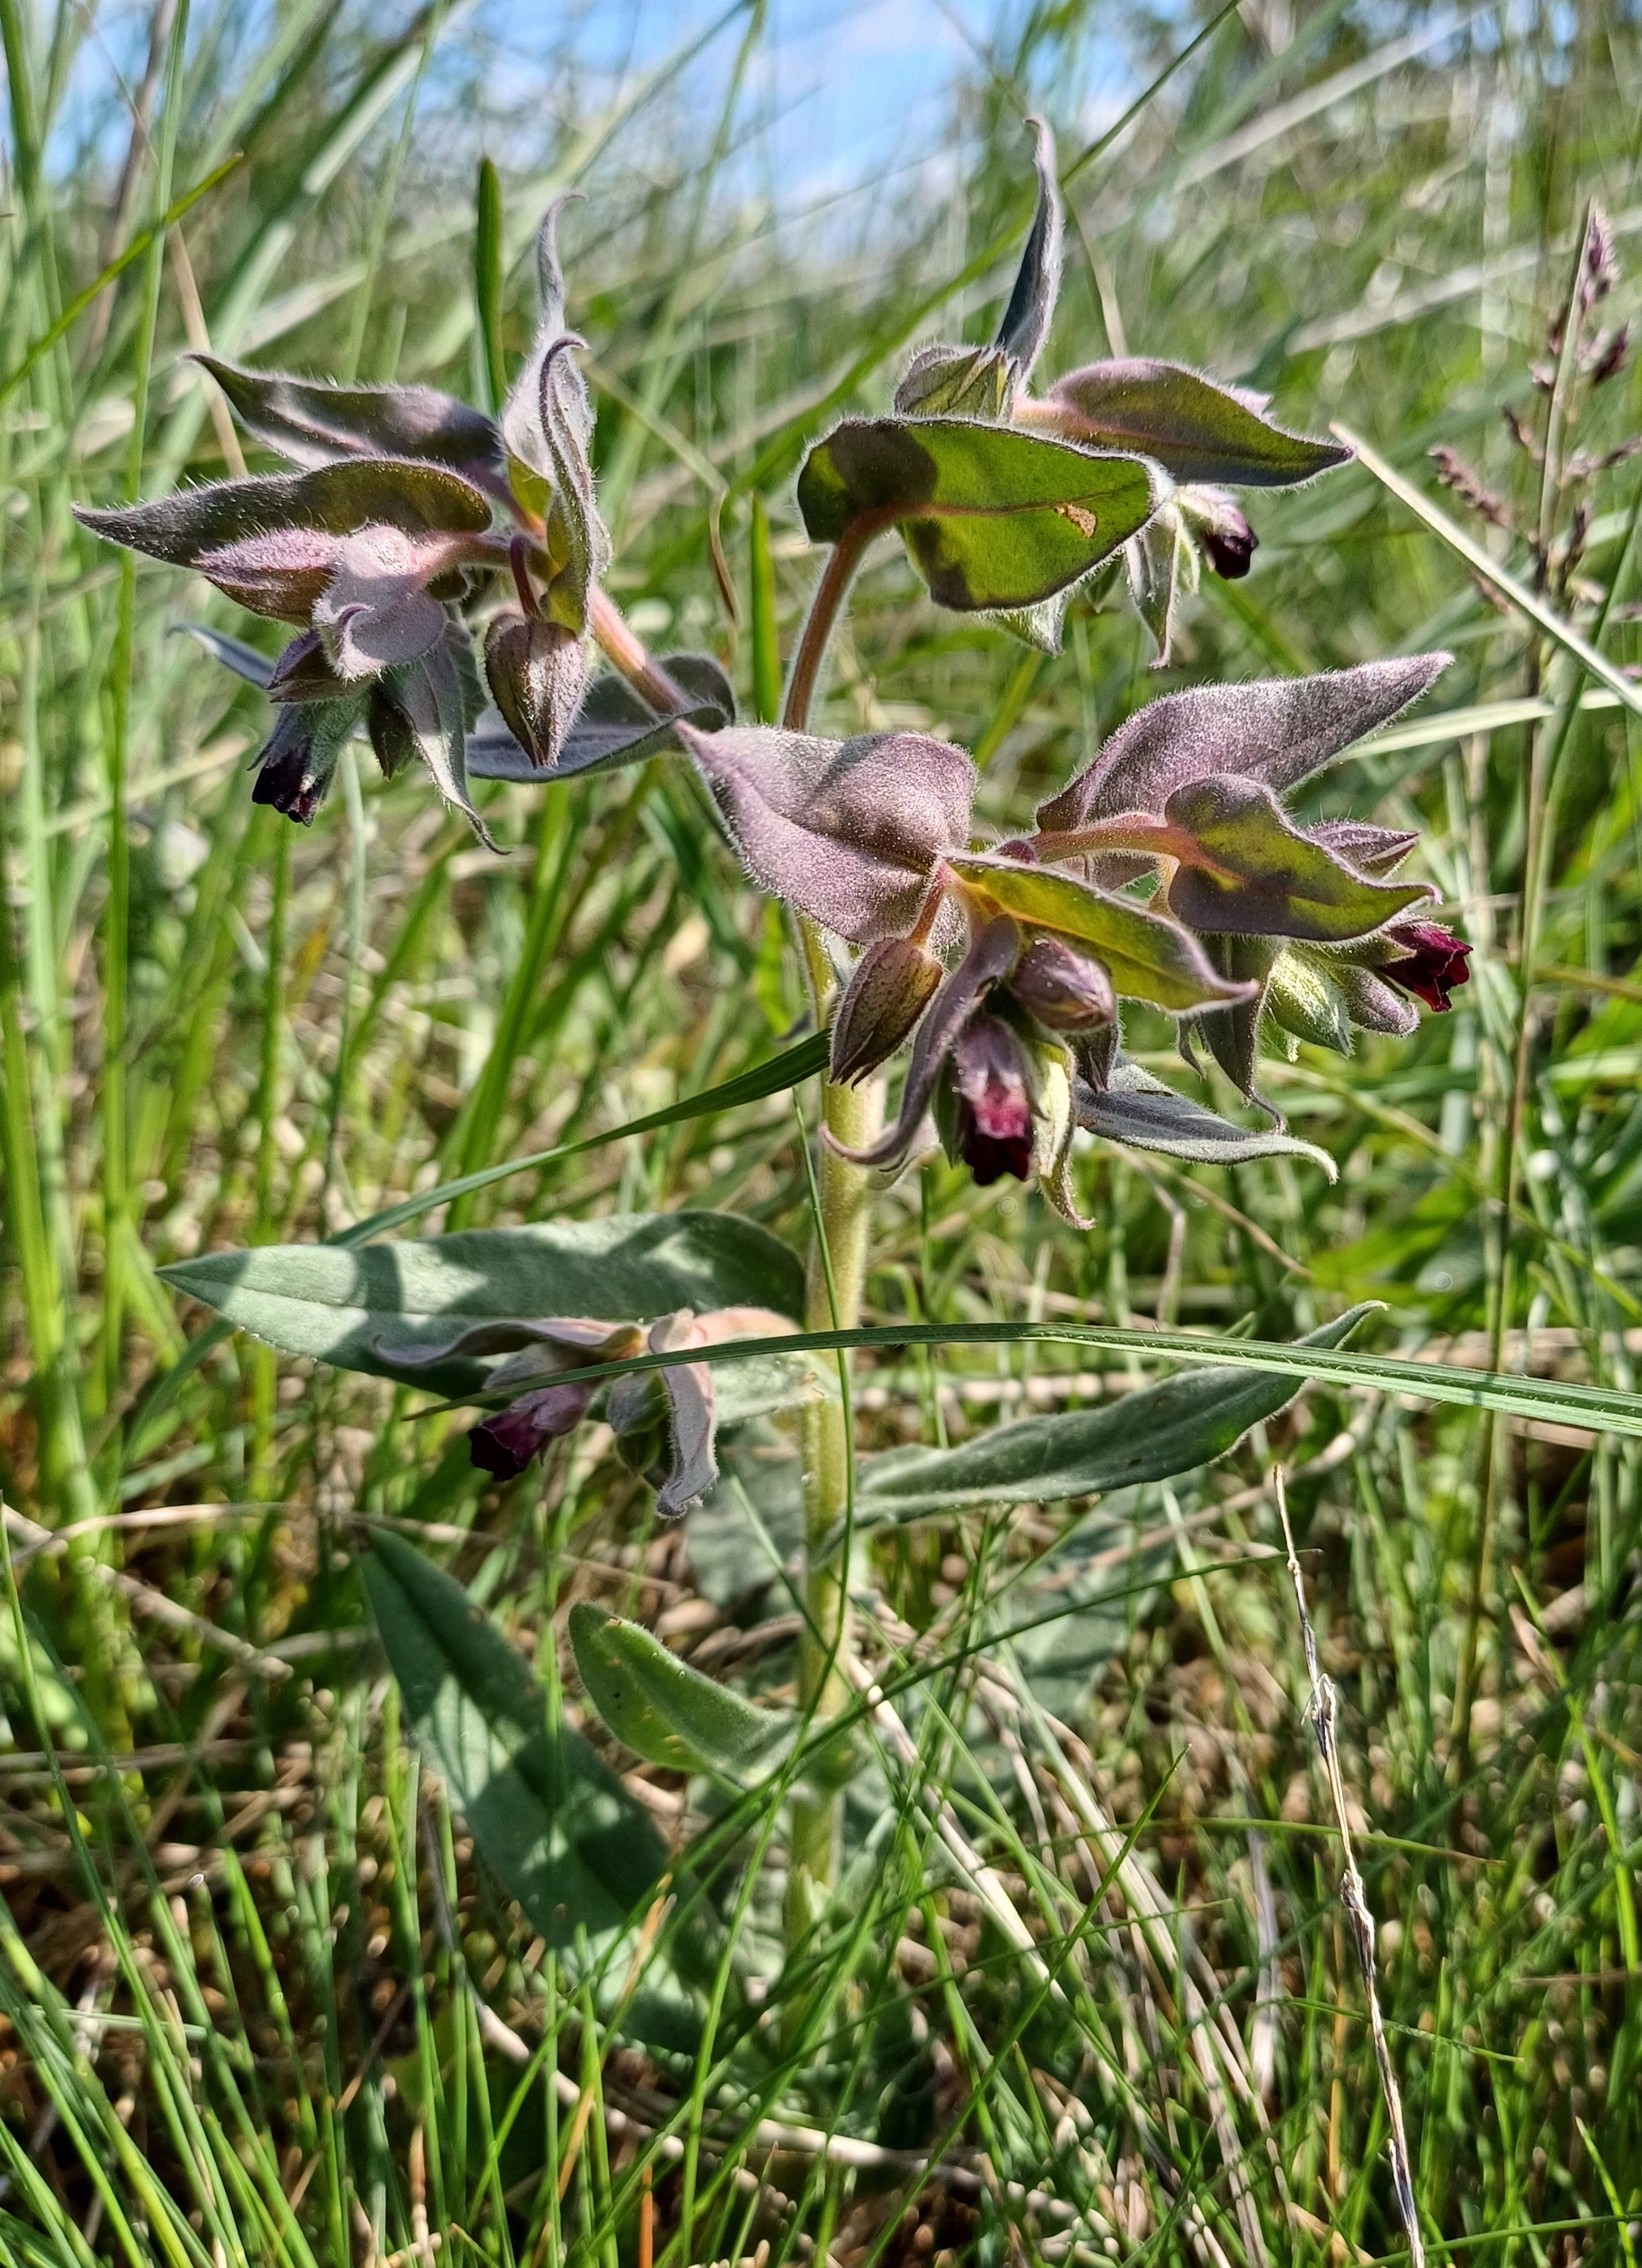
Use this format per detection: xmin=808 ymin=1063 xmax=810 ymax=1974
xmin=947 ymin=853 xmax=1254 ymax=1012
xmin=1159 ymin=775 xmax=1433 ymax=943
xmin=1039 ymin=358 xmax=1351 ymax=488
xmin=75 ymin=458 xmax=494 ymax=587
xmin=1037 ymin=654 xmax=1451 ymax=832
xmin=1073 ymin=1057 xmax=1336 ymax=1175
xmin=189 ymin=354 xmax=504 ymax=491
xmin=853 ymin=1305 xmax=1376 ymax=1520
xmin=569 ymin=1602 xmax=794 ymax=1780
xmin=994 ymin=117 xmax=1062 ymax=380
xmin=680 ymin=722 xmax=975 ymax=946
xmin=158 ymin=1211 xmax=806 ymax=1400
xmin=797 ymin=418 xmax=1159 ymax=611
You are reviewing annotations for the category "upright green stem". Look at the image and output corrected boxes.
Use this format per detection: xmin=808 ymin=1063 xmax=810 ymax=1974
xmin=779 ymin=517 xmax=880 ymax=1938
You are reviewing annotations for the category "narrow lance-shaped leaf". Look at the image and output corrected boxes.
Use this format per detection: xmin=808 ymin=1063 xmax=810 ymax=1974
xmin=569 ymin=1602 xmax=793 ymax=1780
xmin=1038 ymin=655 xmax=1452 ymax=832
xmin=189 ymin=352 xmax=505 ymax=492
xmin=157 ymin=1211 xmax=806 ymax=1398
xmin=797 ymin=418 xmax=1160 ymax=611
xmin=946 ymin=853 xmax=1255 ymax=1012
xmin=995 ymin=116 xmax=1063 ymax=380
xmin=854 ymin=1305 xmax=1377 ymax=1520
xmin=370 ymin=632 xmax=494 ymax=847
xmin=1074 ymin=1057 xmax=1337 ymax=1176
xmin=362 ymin=1532 xmax=669 ymax=1947
xmin=538 ymin=336 xmax=610 ymax=634
xmin=1035 ymin=358 xmax=1351 ymax=488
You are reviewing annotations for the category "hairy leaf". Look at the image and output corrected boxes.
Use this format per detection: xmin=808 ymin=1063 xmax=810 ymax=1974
xmin=995 ymin=117 xmax=1062 ymax=381
xmin=313 ymin=525 xmax=462 ymax=676
xmin=1074 ymin=1057 xmax=1337 ymax=1174
xmin=159 ymin=1211 xmax=806 ymax=1399
xmin=948 ymin=853 xmax=1254 ymax=1011
xmin=1039 ymin=358 xmax=1351 ymax=488
xmin=680 ymin=723 xmax=975 ymax=944
xmin=1159 ymin=775 xmax=1433 ymax=943
xmin=1038 ymin=655 xmax=1452 ymax=832
xmin=190 ymin=354 xmax=504 ymax=488
xmin=796 ymin=418 xmax=1159 ymax=611
xmin=372 ymin=633 xmax=491 ymax=844
xmin=75 ymin=458 xmax=494 ymax=585
xmin=468 ymin=650 xmax=734 ymax=783
xmin=361 ymin=1532 xmax=667 ymax=1945
xmin=569 ymin=1603 xmax=792 ymax=1779
xmin=1191 ymin=933 xmax=1277 ymax=1098
xmin=854 ymin=1306 xmax=1376 ymax=1519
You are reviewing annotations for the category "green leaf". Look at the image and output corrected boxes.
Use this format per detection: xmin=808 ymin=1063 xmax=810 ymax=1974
xmin=795 ymin=418 xmax=1159 ymax=611
xmin=361 ymin=1532 xmax=667 ymax=1945
xmin=467 ymin=653 xmax=734 ymax=784
xmin=1075 ymin=1057 xmax=1337 ymax=1176
xmin=1041 ymin=359 xmax=1351 ymax=488
xmin=159 ymin=1211 xmax=806 ymax=1398
xmin=191 ymin=353 xmax=504 ymax=489
xmin=1161 ymin=776 xmax=1433 ymax=943
xmin=568 ymin=1603 xmax=793 ymax=1781
xmin=854 ymin=1307 xmax=1377 ymax=1521
xmin=76 ymin=457 xmax=494 ymax=569
xmin=946 ymin=853 xmax=1253 ymax=1012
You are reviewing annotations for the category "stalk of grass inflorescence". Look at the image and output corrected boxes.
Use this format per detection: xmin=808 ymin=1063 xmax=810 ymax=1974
xmin=1276 ymin=1466 xmax=1424 ymax=2268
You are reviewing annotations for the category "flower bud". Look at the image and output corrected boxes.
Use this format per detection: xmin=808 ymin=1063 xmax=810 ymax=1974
xmin=483 ymin=612 xmax=587 ymax=768
xmin=894 ymin=343 xmax=1014 ymax=420
xmin=1009 ymin=935 xmax=1116 ymax=1033
xmin=250 ymin=697 xmax=362 ymax=824
xmin=830 ymin=936 xmax=943 ymax=1083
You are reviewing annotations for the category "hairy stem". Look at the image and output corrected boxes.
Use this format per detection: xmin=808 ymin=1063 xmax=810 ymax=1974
xmin=781 ymin=520 xmax=880 ymax=1940
xmin=589 ymin=586 xmax=688 ymax=714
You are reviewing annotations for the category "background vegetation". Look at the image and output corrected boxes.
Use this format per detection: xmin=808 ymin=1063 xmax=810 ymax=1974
xmin=2 ymin=0 xmax=1641 ymax=2261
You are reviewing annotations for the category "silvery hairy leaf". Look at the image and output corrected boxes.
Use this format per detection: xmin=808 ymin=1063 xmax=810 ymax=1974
xmin=313 ymin=524 xmax=466 ymax=678
xmin=189 ymin=354 xmax=504 ymax=495
xmin=1038 ymin=358 xmax=1350 ymax=488
xmin=1308 ymin=820 xmax=1419 ymax=875
xmin=159 ymin=1211 xmax=805 ymax=1402
xmin=468 ymin=650 xmax=734 ymax=784
xmin=538 ymin=337 xmax=610 ymax=635
xmin=994 ymin=117 xmax=1063 ymax=382
xmin=855 ymin=1305 xmax=1376 ymax=1521
xmin=369 ymin=629 xmax=493 ymax=845
xmin=830 ymin=936 xmax=944 ymax=1083
xmin=570 ymin=1602 xmax=795 ymax=1781
xmin=1125 ymin=510 xmax=1185 ymax=665
xmin=176 ymin=622 xmax=276 ymax=687
xmin=797 ymin=419 xmax=1159 ymax=611
xmin=1037 ymin=653 xmax=1452 ymax=834
xmin=834 ymin=917 xmax=1021 ymax=1172
xmin=678 ymin=723 xmax=976 ymax=945
xmin=1074 ymin=1057 xmax=1336 ymax=1177
xmin=1158 ymin=775 xmax=1434 ymax=943
xmin=946 ymin=853 xmax=1254 ymax=1012
xmin=75 ymin=460 xmax=495 ymax=618
xmin=483 ymin=614 xmax=587 ymax=768
xmin=501 ymin=194 xmax=580 ymax=488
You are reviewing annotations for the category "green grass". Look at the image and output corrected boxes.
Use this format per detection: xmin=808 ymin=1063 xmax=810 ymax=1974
xmin=2 ymin=2 xmax=1641 ymax=2263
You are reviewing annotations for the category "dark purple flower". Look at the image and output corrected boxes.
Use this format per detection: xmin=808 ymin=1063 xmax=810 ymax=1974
xmin=948 ymin=1015 xmax=1035 ymax=1185
xmin=1380 ymin=921 xmax=1472 ymax=1012
xmin=469 ymin=1381 xmax=593 ymax=1479
xmin=1196 ymin=506 xmax=1256 ymax=580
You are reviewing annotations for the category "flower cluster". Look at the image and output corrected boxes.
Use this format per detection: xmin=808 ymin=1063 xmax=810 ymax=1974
xmin=892 ymin=119 xmax=1351 ymax=663
xmin=682 ymin=653 xmax=1468 ymax=1212
xmin=75 ymin=205 xmax=630 ymax=841
xmin=388 ymin=1304 xmax=795 ymax=1514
